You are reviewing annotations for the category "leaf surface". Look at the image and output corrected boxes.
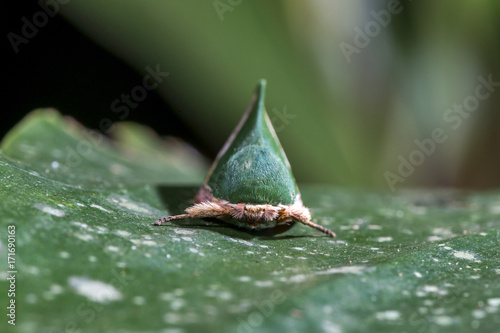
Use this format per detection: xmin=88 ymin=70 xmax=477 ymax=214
xmin=0 ymin=110 xmax=499 ymax=333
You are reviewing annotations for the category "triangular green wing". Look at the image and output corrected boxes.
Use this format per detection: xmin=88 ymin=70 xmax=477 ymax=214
xmin=206 ymin=80 xmax=298 ymax=205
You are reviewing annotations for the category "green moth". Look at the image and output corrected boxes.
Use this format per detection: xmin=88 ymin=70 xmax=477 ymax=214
xmin=155 ymin=80 xmax=336 ymax=237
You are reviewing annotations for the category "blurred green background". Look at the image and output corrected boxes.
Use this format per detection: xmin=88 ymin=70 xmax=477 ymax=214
xmin=5 ymin=0 xmax=500 ymax=190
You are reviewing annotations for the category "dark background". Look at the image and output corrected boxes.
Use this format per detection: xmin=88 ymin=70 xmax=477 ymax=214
xmin=3 ymin=1 xmax=212 ymax=157
xmin=4 ymin=1 xmax=500 ymax=189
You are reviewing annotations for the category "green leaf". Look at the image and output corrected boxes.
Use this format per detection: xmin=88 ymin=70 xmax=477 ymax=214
xmin=1 ymin=111 xmax=499 ymax=333
xmin=1 ymin=109 xmax=208 ymax=187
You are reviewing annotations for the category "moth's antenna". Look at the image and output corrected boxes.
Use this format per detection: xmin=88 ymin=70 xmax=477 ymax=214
xmin=154 ymin=214 xmax=191 ymax=225
xmin=300 ymin=220 xmax=336 ymax=238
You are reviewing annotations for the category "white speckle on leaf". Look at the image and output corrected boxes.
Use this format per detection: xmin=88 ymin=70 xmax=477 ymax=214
xmin=72 ymin=221 xmax=88 ymax=229
xmin=433 ymin=316 xmax=455 ymax=326
xmin=376 ymin=310 xmax=400 ymax=320
xmin=487 ymin=298 xmax=500 ymax=307
xmin=189 ymin=247 xmax=198 ymax=253
xmin=255 ymin=280 xmax=274 ymax=287
xmin=51 ymin=161 xmax=60 ymax=169
xmin=418 ymin=307 xmax=428 ymax=314
xmin=217 ymin=291 xmax=232 ymax=300
xmin=108 ymin=195 xmax=152 ymax=215
xmin=68 ymin=276 xmax=122 ymax=303
xmin=323 ymin=305 xmax=333 ymax=314
xmin=433 ymin=308 xmax=446 ymax=315
xmin=453 ymin=251 xmax=475 ymax=260
xmin=106 ymin=246 xmax=120 ymax=252
xmin=181 ymin=237 xmax=193 ymax=242
xmin=340 ymin=225 xmax=354 ymax=230
xmin=34 ymin=203 xmax=65 ymax=217
xmin=50 ymin=284 xmax=63 ymax=294
xmin=59 ymin=251 xmax=70 ymax=258
xmin=74 ymin=233 xmax=93 ymax=241
xmin=43 ymin=284 xmax=64 ymax=300
xmin=26 ymin=266 xmax=40 ymax=275
xmin=109 ymin=163 xmax=128 ymax=175
xmin=116 ymin=262 xmax=126 ymax=268
xmin=227 ymin=237 xmax=254 ymax=247
xmin=414 ymin=271 xmax=423 ymax=278
xmin=417 ymin=285 xmax=448 ymax=297
xmin=423 ymin=285 xmax=439 ymax=293
xmin=489 ymin=204 xmax=500 ymax=214
xmin=174 ymin=289 xmax=185 ymax=297
xmin=96 ymin=226 xmax=108 ymax=234
xmin=115 ymin=230 xmax=131 ymax=237
xmin=76 ymin=203 xmax=85 ymax=207
xmin=291 ymin=247 xmax=305 ymax=251
xmin=90 ymin=204 xmax=111 ymax=213
xmin=321 ymin=320 xmax=342 ymax=333
xmin=432 ymin=227 xmax=454 ymax=236
xmin=472 ymin=309 xmax=486 ymax=319
xmin=173 ymin=229 xmax=195 ymax=235
xmin=287 ymin=275 xmax=308 ymax=283
xmin=316 ymin=265 xmax=371 ymax=276
xmin=159 ymin=293 xmax=175 ymax=301
xmin=238 ymin=276 xmax=251 ymax=282
xmin=89 ymin=256 xmax=97 ymax=262
xmin=373 ymin=237 xmax=393 ymax=242
xmin=130 ymin=239 xmax=158 ymax=247
xmin=171 ymin=299 xmax=186 ymax=311
xmin=368 ymin=224 xmax=383 ymax=230
xmin=26 ymin=294 xmax=37 ymax=304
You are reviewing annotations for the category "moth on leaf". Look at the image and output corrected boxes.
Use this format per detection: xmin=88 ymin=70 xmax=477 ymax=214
xmin=155 ymin=80 xmax=336 ymax=237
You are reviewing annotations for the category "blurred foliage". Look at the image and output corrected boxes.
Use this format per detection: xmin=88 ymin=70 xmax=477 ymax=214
xmin=58 ymin=0 xmax=500 ymax=189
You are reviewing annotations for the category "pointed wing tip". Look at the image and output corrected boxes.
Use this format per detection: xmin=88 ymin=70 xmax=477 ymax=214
xmin=256 ymin=79 xmax=267 ymax=96
xmin=255 ymin=79 xmax=267 ymax=109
